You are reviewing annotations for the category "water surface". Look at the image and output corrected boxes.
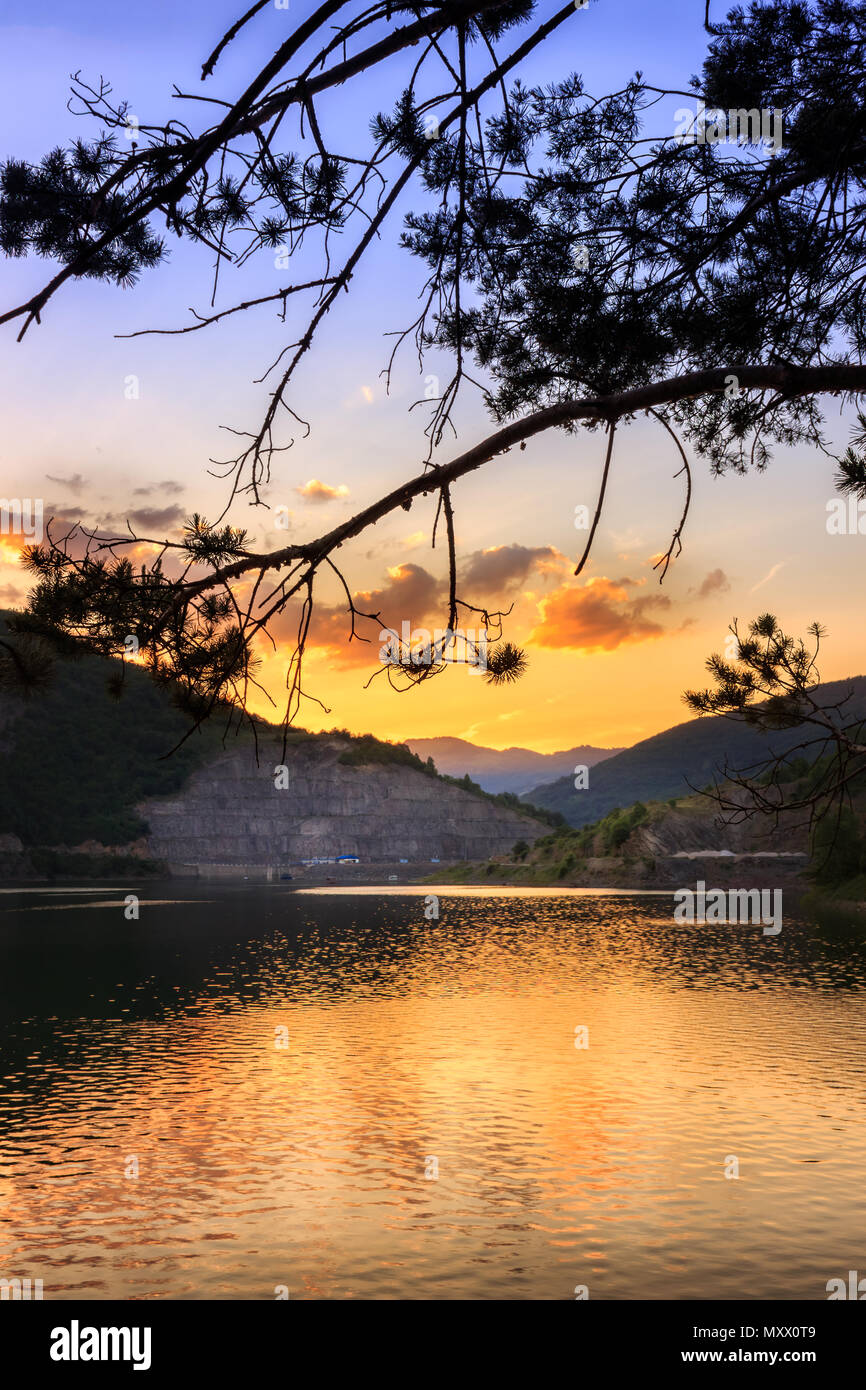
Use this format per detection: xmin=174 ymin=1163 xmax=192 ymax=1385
xmin=0 ymin=884 xmax=864 ymax=1299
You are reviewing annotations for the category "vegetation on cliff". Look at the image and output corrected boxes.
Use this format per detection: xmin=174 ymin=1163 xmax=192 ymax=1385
xmin=0 ymin=617 xmax=221 ymax=846
xmin=0 ymin=615 xmax=556 ymax=855
xmin=440 ymin=776 xmax=866 ymax=893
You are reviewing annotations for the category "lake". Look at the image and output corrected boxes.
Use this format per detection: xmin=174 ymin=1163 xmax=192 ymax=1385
xmin=0 ymin=883 xmax=864 ymax=1300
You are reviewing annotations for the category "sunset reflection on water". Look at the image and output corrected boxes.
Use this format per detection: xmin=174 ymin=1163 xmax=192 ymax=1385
xmin=0 ymin=886 xmax=864 ymax=1299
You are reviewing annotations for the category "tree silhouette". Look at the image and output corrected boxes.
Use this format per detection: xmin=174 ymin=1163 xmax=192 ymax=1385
xmin=2 ymin=1 xmax=865 ymax=762
xmin=684 ymin=613 xmax=866 ymax=843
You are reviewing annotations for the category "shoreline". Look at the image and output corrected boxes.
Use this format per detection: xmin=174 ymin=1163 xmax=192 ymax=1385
xmin=2 ymin=873 xmax=864 ymax=927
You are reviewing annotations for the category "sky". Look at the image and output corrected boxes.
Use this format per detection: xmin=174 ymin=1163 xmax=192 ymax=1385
xmin=0 ymin=0 xmax=863 ymax=755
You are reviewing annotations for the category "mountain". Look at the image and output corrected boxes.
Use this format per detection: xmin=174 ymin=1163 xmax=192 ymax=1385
xmin=144 ymin=734 xmax=549 ymax=870
xmin=438 ymin=786 xmax=813 ymax=890
xmin=405 ymin=736 xmax=623 ymax=795
xmin=0 ymin=615 xmax=551 ymax=874
xmin=0 ymin=633 xmax=217 ymax=848
xmin=524 ymin=675 xmax=866 ymax=826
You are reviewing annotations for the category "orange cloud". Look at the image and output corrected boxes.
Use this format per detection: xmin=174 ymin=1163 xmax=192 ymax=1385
xmin=529 ymin=577 xmax=671 ymax=652
xmin=270 ymin=562 xmax=446 ymax=669
xmin=295 ymin=479 xmax=350 ymax=503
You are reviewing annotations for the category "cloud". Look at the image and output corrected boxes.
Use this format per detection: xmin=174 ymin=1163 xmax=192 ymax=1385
xmin=126 ymin=506 xmax=186 ymax=532
xmin=133 ymin=480 xmax=185 ymax=497
xmin=459 ymin=710 xmax=520 ymax=742
xmin=40 ymin=502 xmax=185 ymax=534
xmin=694 ymin=568 xmax=730 ymax=599
xmin=295 ymin=479 xmax=350 ymax=504
xmin=751 ymin=561 xmax=785 ymax=593
xmin=529 ymin=576 xmax=671 ymax=652
xmin=0 ymin=536 xmax=29 ymax=564
xmin=43 ymin=501 xmax=89 ymax=523
xmin=460 ymin=543 xmax=562 ymax=592
xmin=344 ymin=384 xmax=378 ymax=409
xmin=45 ymin=472 xmax=86 ymax=493
xmin=272 ymin=562 xmax=446 ymax=668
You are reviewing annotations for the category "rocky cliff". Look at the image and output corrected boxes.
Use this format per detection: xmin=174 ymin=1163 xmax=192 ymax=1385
xmin=141 ymin=736 xmax=548 ymax=867
xmin=633 ymin=801 xmax=810 ymax=858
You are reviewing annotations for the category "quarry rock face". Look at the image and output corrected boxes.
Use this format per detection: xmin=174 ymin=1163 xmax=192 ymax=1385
xmin=634 ymin=802 xmax=809 ymax=858
xmin=141 ymin=737 xmax=546 ymax=867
